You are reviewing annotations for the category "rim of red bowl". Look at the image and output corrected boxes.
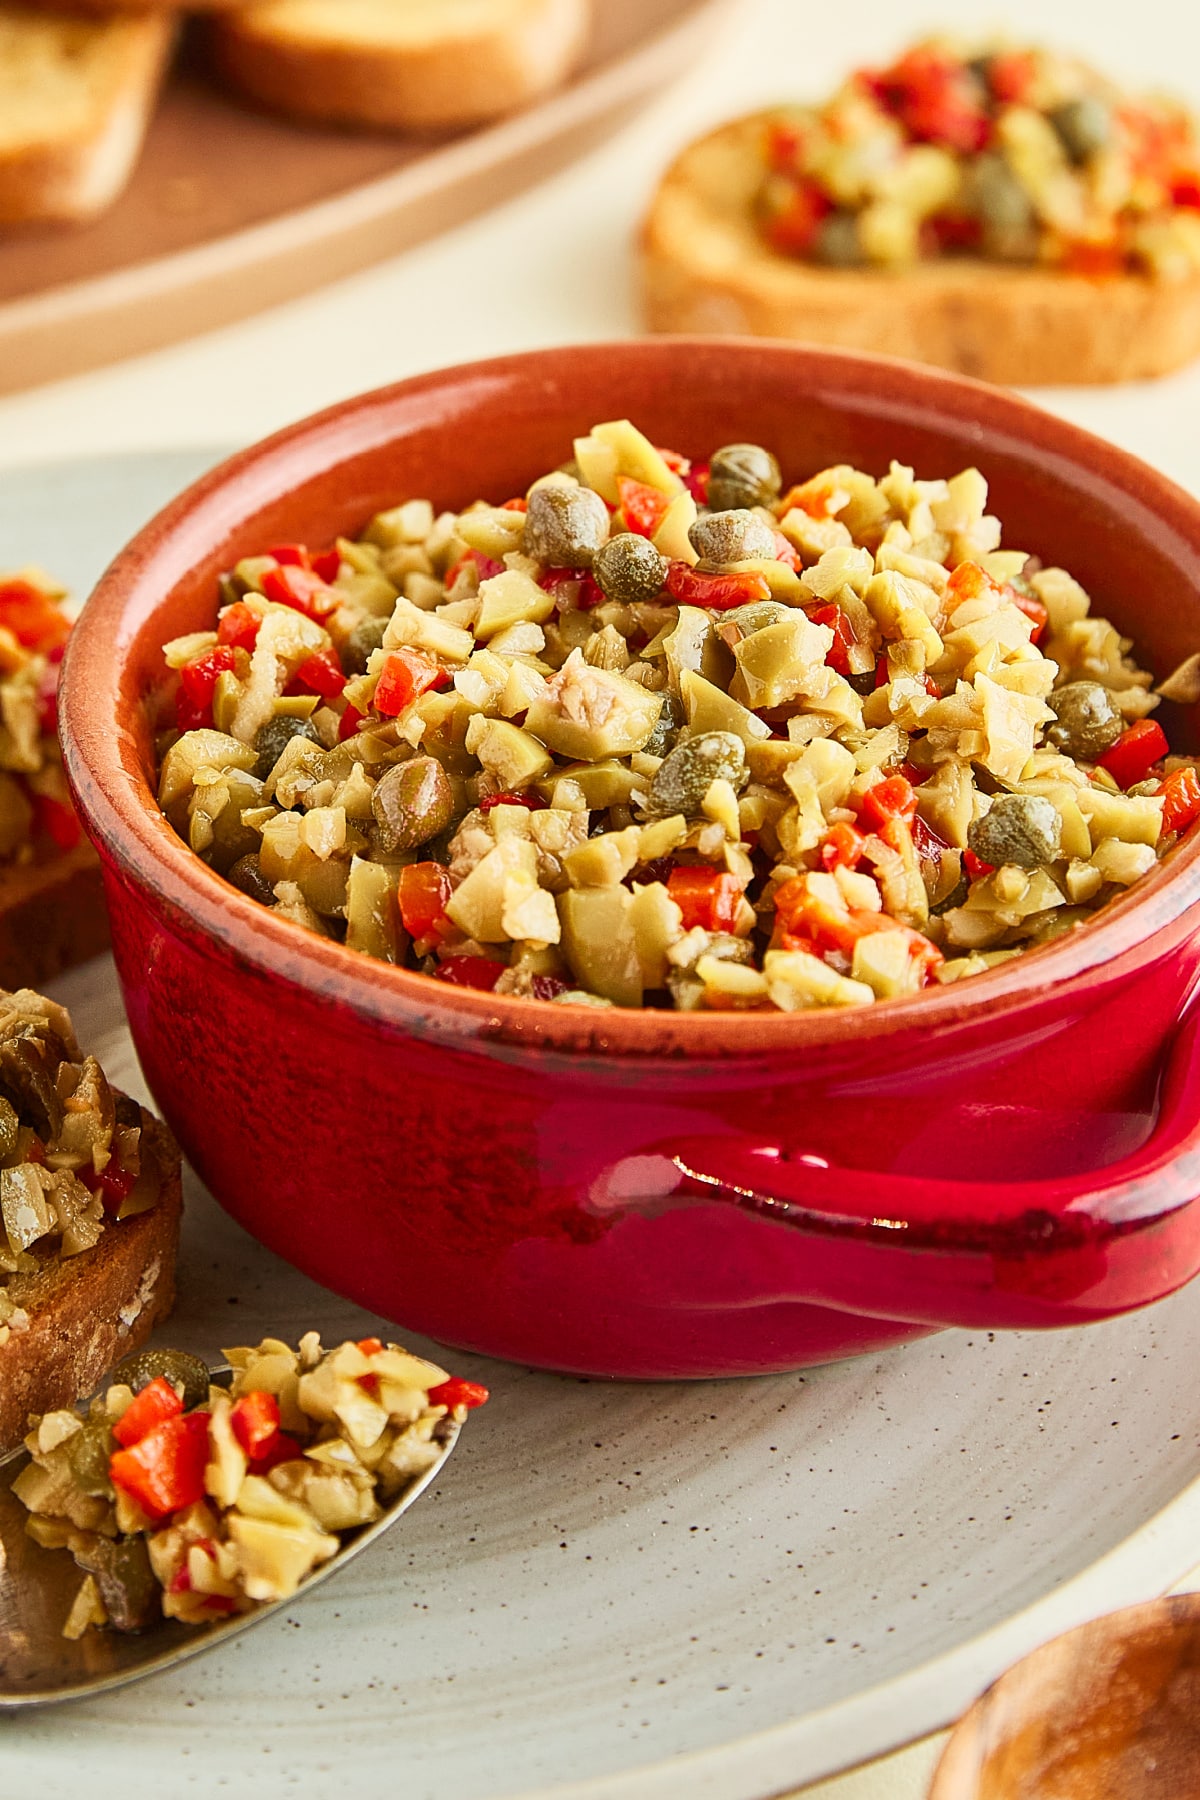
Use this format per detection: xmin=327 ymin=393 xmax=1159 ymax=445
xmin=61 ymin=341 xmax=1200 ymax=1058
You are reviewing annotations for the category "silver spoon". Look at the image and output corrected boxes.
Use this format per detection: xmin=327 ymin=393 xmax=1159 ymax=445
xmin=0 ymin=1367 xmax=459 ymax=1707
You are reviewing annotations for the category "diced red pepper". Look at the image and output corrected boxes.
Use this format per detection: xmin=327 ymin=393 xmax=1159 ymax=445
xmin=858 ymin=774 xmax=918 ymax=831
xmin=397 ymin=862 xmax=452 ymax=946
xmin=924 ymin=212 xmax=983 ymax=255
xmin=772 ymin=530 xmax=803 ymax=573
xmin=617 ymin=477 xmax=672 ymax=539
xmin=986 ymin=49 xmax=1036 ymax=104
xmin=267 ymin=543 xmax=311 ymax=569
xmin=0 ymin=579 xmax=71 ymax=655
xmin=32 ymin=792 xmax=81 ymax=852
xmin=763 ymin=178 xmax=833 ymax=256
xmin=36 ymin=660 xmax=60 ymax=736
xmin=1007 ymin=589 xmax=1048 ymax=646
xmin=112 ymin=1376 xmax=184 ymax=1448
xmin=1158 ymin=765 xmax=1200 ymax=835
xmin=870 ymin=46 xmax=991 ymax=154
xmin=291 ymin=646 xmax=346 ymax=701
xmin=94 ymin=1151 xmax=137 ymax=1215
xmin=501 ymin=497 xmax=529 ymax=513
xmin=765 ymin=118 xmax=808 ymax=172
xmin=1061 ymin=240 xmax=1126 ymax=279
xmin=260 ymin=563 xmax=338 ymax=621
xmin=945 ymin=560 xmax=996 ymax=604
xmin=217 ymin=601 xmax=262 ymax=653
xmin=427 ymin=1377 xmax=490 ymax=1411
xmin=357 ymin=1337 xmax=384 ymax=1355
xmin=684 ymin=460 xmax=711 ymax=506
xmin=667 ymin=866 xmax=743 ymax=933
xmin=109 ymin=1411 xmax=210 ymax=1522
xmin=251 ymin=1431 xmax=303 ymax=1474
xmin=372 ymin=648 xmax=449 ymax=717
xmin=963 ymin=848 xmax=994 ymax=883
xmin=478 ymin=791 xmax=548 ymax=813
xmin=176 ymin=645 xmax=237 ymax=730
xmin=665 ymin=562 xmax=771 ymax=611
xmin=819 ymin=822 xmax=866 ymax=870
xmin=311 ymin=547 xmax=343 ymax=584
xmin=807 ymin=602 xmax=858 ymax=676
xmin=339 ymin=703 xmax=365 ymax=742
xmin=230 ymin=1391 xmax=281 ymax=1459
xmin=1099 ymin=718 xmax=1170 ymax=789
xmin=435 ymin=956 xmax=506 ymax=991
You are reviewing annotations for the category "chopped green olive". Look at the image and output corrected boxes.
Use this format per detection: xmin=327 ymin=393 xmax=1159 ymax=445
xmin=1050 ymin=96 xmax=1112 ymax=163
xmin=228 ymin=853 xmax=277 ymax=907
xmin=73 ymin=1536 xmax=161 ymax=1633
xmin=68 ymin=1418 xmax=115 ymax=1497
xmin=706 ymin=443 xmax=782 ymax=512
xmin=815 ymin=211 xmax=866 ymax=266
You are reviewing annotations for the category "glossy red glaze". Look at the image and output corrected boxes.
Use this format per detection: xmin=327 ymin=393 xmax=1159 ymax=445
xmin=61 ymin=342 xmax=1200 ymax=1379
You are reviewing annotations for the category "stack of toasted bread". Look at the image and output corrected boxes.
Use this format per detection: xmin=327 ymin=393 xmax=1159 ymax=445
xmin=0 ymin=0 xmax=593 ymax=226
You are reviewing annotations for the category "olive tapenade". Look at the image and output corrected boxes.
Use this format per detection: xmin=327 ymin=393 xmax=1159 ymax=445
xmin=153 ymin=418 xmax=1200 ymax=1012
xmin=15 ymin=1334 xmax=487 ymax=1638
xmin=757 ymin=38 xmax=1200 ymax=280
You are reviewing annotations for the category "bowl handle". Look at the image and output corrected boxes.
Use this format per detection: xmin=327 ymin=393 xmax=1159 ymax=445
xmin=661 ymin=1006 xmax=1200 ymax=1330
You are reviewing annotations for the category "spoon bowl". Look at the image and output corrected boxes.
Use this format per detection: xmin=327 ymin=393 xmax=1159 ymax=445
xmin=928 ymin=1592 xmax=1200 ymax=1799
xmin=0 ymin=1368 xmax=459 ymax=1707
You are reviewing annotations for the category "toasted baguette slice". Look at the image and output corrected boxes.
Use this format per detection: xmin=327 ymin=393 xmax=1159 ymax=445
xmin=0 ymin=8 xmax=175 ymax=225
xmin=640 ymin=115 xmax=1200 ymax=387
xmin=0 ymin=1109 xmax=182 ymax=1454
xmin=0 ymin=842 xmax=109 ymax=990
xmin=213 ymin=0 xmax=591 ymax=134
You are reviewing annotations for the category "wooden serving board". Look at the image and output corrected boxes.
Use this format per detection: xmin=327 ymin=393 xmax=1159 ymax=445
xmin=0 ymin=0 xmax=733 ymax=397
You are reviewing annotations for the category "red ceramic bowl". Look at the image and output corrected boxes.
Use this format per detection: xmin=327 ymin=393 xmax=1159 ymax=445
xmin=61 ymin=342 xmax=1200 ymax=1379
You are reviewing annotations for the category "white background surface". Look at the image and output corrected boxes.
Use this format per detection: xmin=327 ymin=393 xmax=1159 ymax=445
xmin=3 ymin=2 xmax=1200 ymax=1793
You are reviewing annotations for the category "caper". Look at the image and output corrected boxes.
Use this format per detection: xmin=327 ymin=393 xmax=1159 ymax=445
xmin=969 ymin=152 xmax=1037 ymax=259
xmin=688 ymin=510 xmax=777 ymax=567
xmin=642 ymin=691 xmax=686 ymax=760
xmin=593 ymin=533 xmax=669 ymax=604
xmin=707 ymin=444 xmax=782 ymax=513
xmin=112 ymin=1347 xmax=211 ymax=1412
xmin=645 ymin=731 xmax=748 ymax=818
xmin=69 ymin=1417 xmax=115 ymax=1497
xmin=253 ymin=715 xmax=322 ymax=781
xmin=371 ymin=756 xmax=454 ymax=854
xmin=1045 ymin=682 xmax=1124 ymax=760
xmin=523 ymin=482 xmax=610 ymax=569
xmin=968 ymin=794 xmax=1062 ymax=870
xmin=228 ymin=852 xmax=276 ymax=907
xmin=341 ymin=616 xmax=387 ymax=676
xmin=73 ymin=1536 xmax=160 ymax=1633
xmin=1050 ymin=96 xmax=1112 ymax=164
xmin=814 ymin=211 xmax=865 ymax=267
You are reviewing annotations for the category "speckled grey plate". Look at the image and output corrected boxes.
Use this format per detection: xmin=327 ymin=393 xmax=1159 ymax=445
xmin=3 ymin=454 xmax=1200 ymax=1799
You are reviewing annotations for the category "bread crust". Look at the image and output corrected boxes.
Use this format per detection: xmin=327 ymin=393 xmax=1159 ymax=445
xmin=640 ymin=115 xmax=1200 ymax=387
xmin=212 ymin=0 xmax=591 ymax=134
xmin=0 ymin=13 xmax=175 ymax=224
xmin=0 ymin=842 xmax=109 ymax=990
xmin=0 ymin=1110 xmax=182 ymax=1455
